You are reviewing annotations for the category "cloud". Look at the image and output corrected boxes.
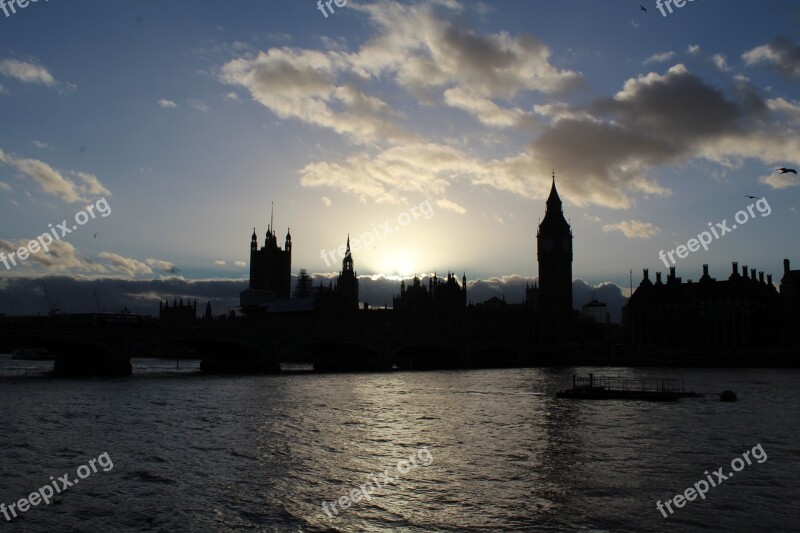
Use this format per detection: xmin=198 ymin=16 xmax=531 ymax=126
xmin=71 ymin=171 xmax=111 ymax=197
xmin=602 ymin=219 xmax=660 ymax=239
xmin=0 ymin=276 xmax=248 ymax=317
xmin=0 ymin=147 xmax=111 ymax=202
xmin=643 ymin=51 xmax=675 ymax=65
xmin=0 ymin=272 xmax=629 ymax=323
xmin=216 ymin=7 xmax=799 ymax=213
xmin=0 ymin=238 xmax=108 ymax=274
xmin=760 ymin=171 xmax=799 ymax=189
xmin=220 ymin=1 xmax=580 ymax=146
xmin=443 ymin=87 xmax=538 ymax=128
xmin=0 ymin=59 xmax=56 ymax=86
xmin=743 ymin=36 xmax=800 ymax=77
xmin=321 ymin=196 xmax=332 ymax=206
xmin=224 ymin=91 xmax=240 ymax=101
xmin=187 ymin=98 xmax=210 ymax=112
xmin=711 ymin=53 xmax=729 ymax=72
xmin=436 ymin=198 xmax=467 ymax=214
xmin=0 ymin=181 xmax=10 ymax=191
xmin=97 ymin=252 xmax=153 ymax=277
xmin=301 ymin=142 xmax=477 ymax=203
xmin=32 ymin=140 xmax=49 ymax=149
xmin=0 ymin=239 xmax=183 ymax=279
xmin=220 ymin=48 xmax=413 ymax=146
xmin=348 ymin=1 xmax=583 ymax=99
xmin=158 ymin=98 xmax=177 ymax=108
xmin=687 ymin=44 xmax=701 ymax=55
xmin=214 ymin=259 xmax=227 ymax=266
xmin=525 ymin=64 xmax=800 ymax=208
xmin=234 ymin=261 xmax=247 ymax=267
xmin=145 ymin=258 xmax=180 ymax=274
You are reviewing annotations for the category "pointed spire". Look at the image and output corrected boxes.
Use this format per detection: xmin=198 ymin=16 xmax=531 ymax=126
xmin=546 ymin=170 xmax=562 ymax=207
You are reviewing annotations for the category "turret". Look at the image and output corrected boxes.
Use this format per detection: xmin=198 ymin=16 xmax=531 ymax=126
xmin=640 ymin=268 xmax=652 ymax=287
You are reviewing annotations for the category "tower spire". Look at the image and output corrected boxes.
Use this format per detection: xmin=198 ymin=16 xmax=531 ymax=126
xmin=546 ymin=170 xmax=562 ymax=207
xmin=270 ymin=201 xmax=274 ymax=234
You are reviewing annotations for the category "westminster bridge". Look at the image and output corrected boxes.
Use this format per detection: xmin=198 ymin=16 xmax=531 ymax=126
xmin=0 ymin=312 xmax=559 ymax=376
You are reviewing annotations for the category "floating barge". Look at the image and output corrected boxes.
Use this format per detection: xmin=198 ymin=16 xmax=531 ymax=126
xmin=556 ymin=374 xmax=699 ymax=401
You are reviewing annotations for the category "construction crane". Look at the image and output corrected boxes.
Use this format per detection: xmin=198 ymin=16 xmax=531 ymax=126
xmin=93 ymin=289 xmax=102 ymax=313
xmin=41 ymin=281 xmax=61 ymax=316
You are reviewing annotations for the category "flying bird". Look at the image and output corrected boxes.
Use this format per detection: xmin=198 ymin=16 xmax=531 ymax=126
xmin=640 ymin=5 xmax=647 ymax=12
xmin=745 ymin=196 xmax=760 ymax=199
xmin=93 ymin=233 xmax=99 ymax=238
xmin=777 ymin=167 xmax=797 ymax=174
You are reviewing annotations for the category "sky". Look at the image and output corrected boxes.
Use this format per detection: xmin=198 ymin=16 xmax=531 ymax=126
xmin=0 ymin=0 xmax=799 ymax=318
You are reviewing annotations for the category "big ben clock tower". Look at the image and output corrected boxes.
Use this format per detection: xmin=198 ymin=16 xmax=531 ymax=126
xmin=537 ymin=172 xmax=573 ymax=341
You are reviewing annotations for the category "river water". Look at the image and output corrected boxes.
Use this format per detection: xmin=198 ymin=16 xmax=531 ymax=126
xmin=1 ymin=355 xmax=798 ymax=532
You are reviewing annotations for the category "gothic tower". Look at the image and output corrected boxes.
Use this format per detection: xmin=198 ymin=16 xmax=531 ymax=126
xmin=337 ymin=234 xmax=359 ymax=310
xmin=240 ymin=203 xmax=292 ymax=309
xmin=537 ymin=173 xmax=573 ymax=340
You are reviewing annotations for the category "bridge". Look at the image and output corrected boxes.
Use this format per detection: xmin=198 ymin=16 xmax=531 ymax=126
xmin=0 ymin=314 xmax=561 ymax=376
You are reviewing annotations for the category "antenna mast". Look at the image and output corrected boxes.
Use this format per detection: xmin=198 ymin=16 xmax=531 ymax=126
xmin=629 ymin=268 xmax=633 ymax=299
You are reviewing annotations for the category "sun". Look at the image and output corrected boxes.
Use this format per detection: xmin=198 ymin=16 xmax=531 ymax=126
xmin=370 ymin=249 xmax=419 ymax=277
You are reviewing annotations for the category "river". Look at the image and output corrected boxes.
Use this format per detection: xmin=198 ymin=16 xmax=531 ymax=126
xmin=1 ymin=355 xmax=798 ymax=532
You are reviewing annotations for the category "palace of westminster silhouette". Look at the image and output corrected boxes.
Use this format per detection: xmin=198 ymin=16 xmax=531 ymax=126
xmin=223 ymin=174 xmax=800 ymax=351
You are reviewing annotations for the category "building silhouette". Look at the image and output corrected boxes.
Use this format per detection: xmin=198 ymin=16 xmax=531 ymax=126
xmin=582 ymin=295 xmax=610 ymax=325
xmin=153 ymin=174 xmax=800 ymax=365
xmin=624 ymin=263 xmax=780 ymax=350
xmin=316 ymin=235 xmax=360 ymax=311
xmin=536 ymin=173 xmax=574 ymax=342
xmin=159 ymin=298 xmax=197 ymax=328
xmin=240 ymin=209 xmax=292 ymax=309
xmin=780 ymin=259 xmax=800 ymax=349
xmin=393 ymin=271 xmax=467 ymax=314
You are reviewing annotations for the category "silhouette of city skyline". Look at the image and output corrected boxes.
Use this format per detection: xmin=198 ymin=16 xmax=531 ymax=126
xmin=225 ymin=172 xmax=800 ymax=359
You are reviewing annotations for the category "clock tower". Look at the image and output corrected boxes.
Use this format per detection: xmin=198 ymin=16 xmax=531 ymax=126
xmin=537 ymin=172 xmax=573 ymax=341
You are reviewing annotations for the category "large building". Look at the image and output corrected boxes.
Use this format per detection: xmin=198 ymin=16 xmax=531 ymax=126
xmin=537 ymin=174 xmax=574 ymax=342
xmin=780 ymin=259 xmax=800 ymax=349
xmin=582 ymin=297 xmax=610 ymax=325
xmin=240 ymin=215 xmax=292 ymax=308
xmin=393 ymin=271 xmax=467 ymax=314
xmin=624 ymin=263 xmax=780 ymax=350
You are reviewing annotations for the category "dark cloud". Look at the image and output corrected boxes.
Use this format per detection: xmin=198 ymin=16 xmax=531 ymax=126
xmin=743 ymin=36 xmax=800 ymax=78
xmin=529 ymin=63 xmax=800 ymax=206
xmin=0 ymin=274 xmax=628 ymax=323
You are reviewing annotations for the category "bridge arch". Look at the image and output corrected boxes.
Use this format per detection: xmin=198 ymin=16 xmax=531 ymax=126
xmin=469 ymin=347 xmax=525 ymax=369
xmin=392 ymin=344 xmax=467 ymax=370
xmin=280 ymin=340 xmax=390 ymax=372
xmin=133 ymin=336 xmax=278 ymax=374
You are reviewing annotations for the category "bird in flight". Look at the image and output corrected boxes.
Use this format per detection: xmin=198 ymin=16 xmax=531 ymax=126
xmin=777 ymin=167 xmax=797 ymax=174
xmin=640 ymin=5 xmax=647 ymax=12
xmin=745 ymin=195 xmax=760 ymax=199
xmin=93 ymin=233 xmax=99 ymax=238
